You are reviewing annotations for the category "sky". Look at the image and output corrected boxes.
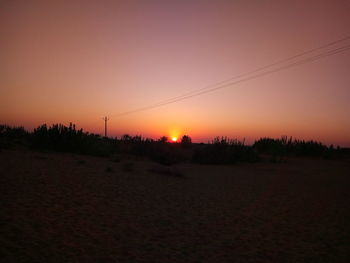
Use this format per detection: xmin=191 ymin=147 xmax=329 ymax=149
xmin=1 ymin=0 xmax=350 ymax=146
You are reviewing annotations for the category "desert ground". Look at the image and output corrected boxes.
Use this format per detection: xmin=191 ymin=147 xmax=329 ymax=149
xmin=1 ymin=149 xmax=350 ymax=262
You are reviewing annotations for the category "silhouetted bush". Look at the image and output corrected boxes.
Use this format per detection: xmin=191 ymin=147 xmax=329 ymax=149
xmin=192 ymin=137 xmax=259 ymax=164
xmin=149 ymin=144 xmax=183 ymax=165
xmin=181 ymin=135 xmax=192 ymax=148
xmin=117 ymin=135 xmax=185 ymax=165
xmin=0 ymin=124 xmax=29 ymax=149
xmin=31 ymin=123 xmax=115 ymax=156
xmin=0 ymin=125 xmax=28 ymax=138
xmin=158 ymin=136 xmax=168 ymax=143
xmin=253 ymin=136 xmax=338 ymax=159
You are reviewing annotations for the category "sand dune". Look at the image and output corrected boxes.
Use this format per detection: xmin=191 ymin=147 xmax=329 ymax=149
xmin=1 ymin=149 xmax=350 ymax=262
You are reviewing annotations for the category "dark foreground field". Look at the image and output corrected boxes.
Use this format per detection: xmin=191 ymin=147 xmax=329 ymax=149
xmin=1 ymin=149 xmax=350 ymax=262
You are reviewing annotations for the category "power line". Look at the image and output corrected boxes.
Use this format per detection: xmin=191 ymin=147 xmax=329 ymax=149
xmin=114 ymin=44 xmax=350 ymax=117
xmin=112 ymin=36 xmax=350 ymax=117
xmin=131 ymin=35 xmax=350 ymax=107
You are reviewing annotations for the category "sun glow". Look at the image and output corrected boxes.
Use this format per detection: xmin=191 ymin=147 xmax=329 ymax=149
xmin=171 ymin=137 xmax=178 ymax=142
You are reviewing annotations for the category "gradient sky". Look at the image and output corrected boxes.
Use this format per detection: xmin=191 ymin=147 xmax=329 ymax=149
xmin=1 ymin=0 xmax=350 ymax=146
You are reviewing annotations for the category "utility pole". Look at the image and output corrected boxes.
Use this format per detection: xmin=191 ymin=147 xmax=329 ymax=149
xmin=102 ymin=116 xmax=109 ymax=137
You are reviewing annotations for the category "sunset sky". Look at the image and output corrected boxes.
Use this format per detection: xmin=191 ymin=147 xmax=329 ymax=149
xmin=1 ymin=0 xmax=350 ymax=146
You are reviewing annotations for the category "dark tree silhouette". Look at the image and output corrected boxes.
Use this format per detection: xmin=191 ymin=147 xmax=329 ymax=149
xmin=181 ymin=135 xmax=192 ymax=148
xmin=158 ymin=136 xmax=168 ymax=143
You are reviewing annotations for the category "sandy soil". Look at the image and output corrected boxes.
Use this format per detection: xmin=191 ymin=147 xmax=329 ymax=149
xmin=1 ymin=149 xmax=350 ymax=262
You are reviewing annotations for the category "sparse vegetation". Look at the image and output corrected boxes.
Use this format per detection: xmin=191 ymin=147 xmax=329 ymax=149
xmin=253 ymin=136 xmax=339 ymax=159
xmin=180 ymin=135 xmax=192 ymax=148
xmin=31 ymin=123 xmax=116 ymax=156
xmin=192 ymin=137 xmax=259 ymax=164
xmin=118 ymin=135 xmax=186 ymax=165
xmin=0 ymin=123 xmax=345 ymax=164
xmin=0 ymin=124 xmax=29 ymax=149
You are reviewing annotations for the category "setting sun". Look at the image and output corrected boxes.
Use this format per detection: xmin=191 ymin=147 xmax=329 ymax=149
xmin=171 ymin=137 xmax=178 ymax=142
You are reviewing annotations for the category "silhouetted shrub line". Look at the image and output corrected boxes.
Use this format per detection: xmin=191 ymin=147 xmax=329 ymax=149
xmin=0 ymin=123 xmax=344 ymax=164
xmin=31 ymin=123 xmax=116 ymax=156
xmin=0 ymin=124 xmax=29 ymax=150
xmin=192 ymin=137 xmax=259 ymax=164
xmin=252 ymin=136 xmax=340 ymax=159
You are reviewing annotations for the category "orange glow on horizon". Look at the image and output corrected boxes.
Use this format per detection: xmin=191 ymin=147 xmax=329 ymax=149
xmin=168 ymin=128 xmax=181 ymax=143
xmin=1 ymin=1 xmax=350 ymax=147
